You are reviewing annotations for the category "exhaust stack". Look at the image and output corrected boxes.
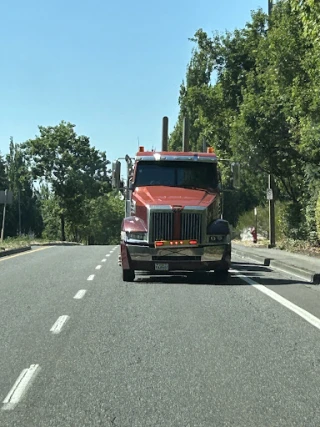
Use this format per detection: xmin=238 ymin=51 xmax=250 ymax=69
xmin=182 ymin=117 xmax=189 ymax=152
xmin=162 ymin=116 xmax=169 ymax=151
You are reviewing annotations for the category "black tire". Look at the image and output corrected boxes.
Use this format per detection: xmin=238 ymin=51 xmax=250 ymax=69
xmin=214 ymin=269 xmax=229 ymax=280
xmin=188 ymin=271 xmax=208 ymax=283
xmin=123 ymin=269 xmax=135 ymax=282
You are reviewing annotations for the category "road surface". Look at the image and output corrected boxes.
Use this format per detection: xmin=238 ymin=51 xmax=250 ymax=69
xmin=0 ymin=245 xmax=320 ymax=426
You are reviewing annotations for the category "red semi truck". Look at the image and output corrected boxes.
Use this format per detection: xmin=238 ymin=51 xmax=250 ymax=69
xmin=112 ymin=117 xmax=240 ymax=282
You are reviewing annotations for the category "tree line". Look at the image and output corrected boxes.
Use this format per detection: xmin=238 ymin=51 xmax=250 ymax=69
xmin=2 ymin=1 xmax=320 ymax=245
xmin=0 ymin=122 xmax=124 ymax=244
xmin=169 ymin=0 xmax=320 ymax=243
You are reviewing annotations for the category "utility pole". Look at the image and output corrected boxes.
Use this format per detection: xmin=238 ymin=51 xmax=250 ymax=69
xmin=18 ymin=187 xmax=21 ymax=236
xmin=268 ymin=0 xmax=276 ymax=248
xmin=182 ymin=117 xmax=190 ymax=152
xmin=1 ymin=189 xmax=8 ymax=243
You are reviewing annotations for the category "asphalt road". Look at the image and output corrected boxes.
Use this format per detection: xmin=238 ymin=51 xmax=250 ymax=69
xmin=1 ymin=246 xmax=320 ymax=426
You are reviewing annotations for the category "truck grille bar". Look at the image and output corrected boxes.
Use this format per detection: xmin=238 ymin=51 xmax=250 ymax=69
xmin=150 ymin=211 xmax=203 ymax=243
xmin=181 ymin=213 xmax=202 ymax=242
xmin=150 ymin=212 xmax=174 ymax=242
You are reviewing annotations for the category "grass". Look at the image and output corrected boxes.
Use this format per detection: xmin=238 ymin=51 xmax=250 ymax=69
xmin=0 ymin=236 xmax=82 ymax=251
xmin=234 ymin=203 xmax=320 ymax=257
xmin=3 ymin=233 xmax=320 ymax=259
xmin=0 ymin=237 xmax=48 ymax=251
xmin=233 ymin=236 xmax=320 ymax=258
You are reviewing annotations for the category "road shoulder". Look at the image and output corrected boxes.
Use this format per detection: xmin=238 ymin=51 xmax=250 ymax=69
xmin=233 ymin=258 xmax=320 ymax=323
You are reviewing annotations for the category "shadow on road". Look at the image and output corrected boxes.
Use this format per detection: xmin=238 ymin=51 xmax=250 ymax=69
xmin=134 ymin=261 xmax=309 ymax=286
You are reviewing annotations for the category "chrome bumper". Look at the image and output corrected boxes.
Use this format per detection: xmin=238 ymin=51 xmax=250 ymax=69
xmin=126 ymin=244 xmax=228 ymax=262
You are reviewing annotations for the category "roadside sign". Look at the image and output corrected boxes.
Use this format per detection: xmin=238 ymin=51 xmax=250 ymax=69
xmin=0 ymin=190 xmax=13 ymax=205
xmin=266 ymin=189 xmax=273 ymax=200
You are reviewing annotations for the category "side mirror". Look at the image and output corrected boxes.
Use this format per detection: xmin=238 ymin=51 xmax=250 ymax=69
xmin=231 ymin=162 xmax=240 ymax=189
xmin=111 ymin=160 xmax=121 ymax=189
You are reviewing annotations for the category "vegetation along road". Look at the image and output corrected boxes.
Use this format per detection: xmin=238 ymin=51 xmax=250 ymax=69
xmin=1 ymin=2 xmax=320 ymax=425
xmin=0 ymin=246 xmax=320 ymax=426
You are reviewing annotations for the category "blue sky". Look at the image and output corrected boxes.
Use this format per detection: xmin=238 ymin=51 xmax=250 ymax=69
xmin=0 ymin=0 xmax=268 ymax=164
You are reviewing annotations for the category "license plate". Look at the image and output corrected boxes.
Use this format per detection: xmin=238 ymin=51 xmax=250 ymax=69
xmin=155 ymin=263 xmax=169 ymax=271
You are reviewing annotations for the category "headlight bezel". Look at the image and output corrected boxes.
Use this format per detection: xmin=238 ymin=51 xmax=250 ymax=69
xmin=125 ymin=231 xmax=148 ymax=242
xmin=208 ymin=234 xmax=231 ymax=244
xmin=207 ymin=219 xmax=231 ymax=244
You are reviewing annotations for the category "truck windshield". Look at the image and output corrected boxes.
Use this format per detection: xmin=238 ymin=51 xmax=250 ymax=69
xmin=134 ymin=160 xmax=219 ymax=190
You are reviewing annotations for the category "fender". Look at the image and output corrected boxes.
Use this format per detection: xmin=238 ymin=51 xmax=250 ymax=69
xmin=121 ymin=216 xmax=147 ymax=234
xmin=120 ymin=216 xmax=148 ymax=270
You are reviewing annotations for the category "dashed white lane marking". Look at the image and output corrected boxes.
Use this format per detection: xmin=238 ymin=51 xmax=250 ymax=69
xmin=2 ymin=364 xmax=41 ymax=410
xmin=232 ymin=269 xmax=320 ymax=331
xmin=96 ymin=265 xmax=102 ymax=270
xmin=102 ymin=259 xmax=106 ymax=262
xmin=73 ymin=290 xmax=87 ymax=299
xmin=87 ymin=274 xmax=95 ymax=281
xmin=50 ymin=315 xmax=70 ymax=334
xmin=106 ymin=254 xmax=110 ymax=257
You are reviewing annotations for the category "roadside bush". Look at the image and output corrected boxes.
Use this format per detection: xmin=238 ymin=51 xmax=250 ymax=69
xmin=315 ymin=191 xmax=320 ymax=242
xmin=235 ymin=206 xmax=269 ymax=238
xmin=305 ymin=198 xmax=319 ymax=245
xmin=276 ymin=201 xmax=305 ymax=240
xmin=235 ymin=202 xmax=290 ymax=241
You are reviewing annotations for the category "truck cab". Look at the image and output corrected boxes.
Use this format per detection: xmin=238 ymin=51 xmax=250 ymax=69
xmin=112 ymin=117 xmax=240 ymax=282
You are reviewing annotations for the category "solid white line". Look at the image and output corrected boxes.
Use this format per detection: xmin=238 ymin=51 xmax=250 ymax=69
xmin=50 ymin=315 xmax=70 ymax=334
xmin=87 ymin=274 xmax=95 ymax=281
xmin=233 ymin=253 xmax=312 ymax=282
xmin=102 ymin=259 xmax=106 ymax=262
xmin=270 ymin=265 xmax=311 ymax=282
xmin=232 ymin=269 xmax=320 ymax=331
xmin=2 ymin=364 xmax=40 ymax=410
xmin=73 ymin=289 xmax=87 ymax=299
xmin=96 ymin=265 xmax=102 ymax=270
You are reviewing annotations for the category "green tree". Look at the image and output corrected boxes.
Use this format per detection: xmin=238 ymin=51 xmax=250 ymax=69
xmin=169 ymin=10 xmax=269 ymax=224
xmin=0 ymin=153 xmax=7 ymax=189
xmin=169 ymin=2 xmax=320 ymax=238
xmin=77 ymin=193 xmax=124 ymax=245
xmin=22 ymin=121 xmax=110 ymax=241
xmin=4 ymin=138 xmax=43 ymax=237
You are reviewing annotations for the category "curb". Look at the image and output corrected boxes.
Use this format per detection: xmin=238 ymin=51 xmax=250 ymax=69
xmin=0 ymin=246 xmax=31 ymax=258
xmin=232 ymin=247 xmax=320 ymax=284
xmin=269 ymin=259 xmax=320 ymax=284
xmin=232 ymin=248 xmax=271 ymax=266
xmin=31 ymin=243 xmax=83 ymax=247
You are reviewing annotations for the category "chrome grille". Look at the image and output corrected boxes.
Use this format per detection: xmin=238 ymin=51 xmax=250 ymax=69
xmin=181 ymin=212 xmax=202 ymax=242
xmin=150 ymin=212 xmax=174 ymax=242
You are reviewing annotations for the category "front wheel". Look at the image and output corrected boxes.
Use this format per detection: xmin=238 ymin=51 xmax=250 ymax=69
xmin=214 ymin=269 xmax=229 ymax=281
xmin=122 ymin=269 xmax=135 ymax=282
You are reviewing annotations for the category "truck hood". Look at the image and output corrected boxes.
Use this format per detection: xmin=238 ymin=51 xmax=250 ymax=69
xmin=134 ymin=186 xmax=217 ymax=208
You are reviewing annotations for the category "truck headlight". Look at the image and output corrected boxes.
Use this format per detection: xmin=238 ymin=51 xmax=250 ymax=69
xmin=208 ymin=234 xmax=231 ymax=244
xmin=126 ymin=231 xmax=147 ymax=242
xmin=209 ymin=235 xmax=224 ymax=243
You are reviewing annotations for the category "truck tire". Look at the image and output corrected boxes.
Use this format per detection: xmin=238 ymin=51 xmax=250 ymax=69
xmin=188 ymin=271 xmax=208 ymax=283
xmin=123 ymin=269 xmax=135 ymax=282
xmin=214 ymin=269 xmax=229 ymax=280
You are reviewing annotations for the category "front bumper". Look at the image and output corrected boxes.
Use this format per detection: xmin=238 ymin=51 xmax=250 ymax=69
xmin=121 ymin=243 xmax=231 ymax=272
